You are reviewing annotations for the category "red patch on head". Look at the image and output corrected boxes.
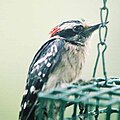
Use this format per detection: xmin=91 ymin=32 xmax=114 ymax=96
xmin=49 ymin=26 xmax=61 ymax=37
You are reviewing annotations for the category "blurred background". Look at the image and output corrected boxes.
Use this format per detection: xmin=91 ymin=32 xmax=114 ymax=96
xmin=0 ymin=0 xmax=120 ymax=119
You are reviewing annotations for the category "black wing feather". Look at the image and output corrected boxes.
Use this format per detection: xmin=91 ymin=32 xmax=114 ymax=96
xmin=19 ymin=38 xmax=65 ymax=120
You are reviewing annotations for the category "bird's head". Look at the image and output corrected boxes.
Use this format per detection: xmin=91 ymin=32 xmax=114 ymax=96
xmin=50 ymin=20 xmax=107 ymax=45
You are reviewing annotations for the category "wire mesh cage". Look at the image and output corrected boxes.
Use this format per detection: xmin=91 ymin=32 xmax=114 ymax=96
xmin=37 ymin=78 xmax=120 ymax=120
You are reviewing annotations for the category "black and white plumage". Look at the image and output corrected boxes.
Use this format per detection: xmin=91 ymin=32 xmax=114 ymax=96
xmin=19 ymin=20 xmax=101 ymax=120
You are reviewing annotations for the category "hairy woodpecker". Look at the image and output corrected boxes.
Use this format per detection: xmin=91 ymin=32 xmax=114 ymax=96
xmin=19 ymin=20 xmax=102 ymax=120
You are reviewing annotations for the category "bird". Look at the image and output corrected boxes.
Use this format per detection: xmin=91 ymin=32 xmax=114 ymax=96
xmin=19 ymin=19 xmax=102 ymax=120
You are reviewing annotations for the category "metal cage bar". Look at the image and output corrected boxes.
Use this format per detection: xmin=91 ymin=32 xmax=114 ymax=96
xmin=37 ymin=78 xmax=120 ymax=120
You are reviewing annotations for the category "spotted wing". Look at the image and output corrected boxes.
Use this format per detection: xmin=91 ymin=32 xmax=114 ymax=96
xmin=19 ymin=38 xmax=64 ymax=120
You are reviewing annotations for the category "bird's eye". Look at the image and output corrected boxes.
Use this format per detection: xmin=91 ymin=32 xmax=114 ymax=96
xmin=73 ymin=25 xmax=84 ymax=33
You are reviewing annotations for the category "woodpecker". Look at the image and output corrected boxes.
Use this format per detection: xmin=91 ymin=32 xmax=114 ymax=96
xmin=19 ymin=20 xmax=102 ymax=120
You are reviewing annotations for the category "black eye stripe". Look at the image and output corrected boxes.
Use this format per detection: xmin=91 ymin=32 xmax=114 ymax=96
xmin=55 ymin=25 xmax=84 ymax=38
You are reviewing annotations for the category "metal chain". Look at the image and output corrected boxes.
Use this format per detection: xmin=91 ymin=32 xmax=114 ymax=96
xmin=93 ymin=0 xmax=109 ymax=83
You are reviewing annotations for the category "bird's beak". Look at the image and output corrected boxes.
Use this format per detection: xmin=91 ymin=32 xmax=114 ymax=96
xmin=85 ymin=21 xmax=109 ymax=34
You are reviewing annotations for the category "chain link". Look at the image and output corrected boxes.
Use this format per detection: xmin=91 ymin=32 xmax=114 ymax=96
xmin=93 ymin=0 xmax=109 ymax=82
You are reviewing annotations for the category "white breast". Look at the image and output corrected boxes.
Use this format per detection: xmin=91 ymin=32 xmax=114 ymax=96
xmin=43 ymin=42 xmax=87 ymax=91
